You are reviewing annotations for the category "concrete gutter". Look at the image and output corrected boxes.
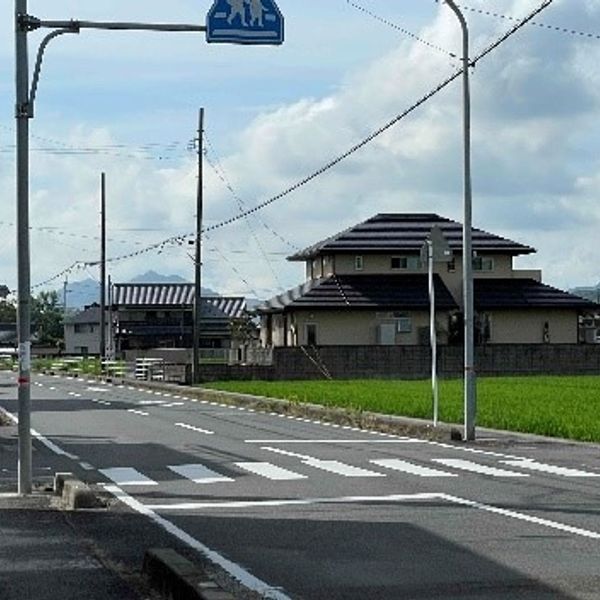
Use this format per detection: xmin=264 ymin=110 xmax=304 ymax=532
xmin=143 ymin=548 xmax=235 ymax=600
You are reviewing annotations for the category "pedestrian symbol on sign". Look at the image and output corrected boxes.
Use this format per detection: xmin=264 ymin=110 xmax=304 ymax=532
xmin=206 ymin=0 xmax=284 ymax=45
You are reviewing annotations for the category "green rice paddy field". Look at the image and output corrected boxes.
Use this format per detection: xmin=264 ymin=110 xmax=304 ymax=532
xmin=205 ymin=376 xmax=600 ymax=443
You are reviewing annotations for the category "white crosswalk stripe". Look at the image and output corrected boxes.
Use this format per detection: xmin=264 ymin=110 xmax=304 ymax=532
xmin=100 ymin=467 xmax=158 ymax=486
xmin=371 ymin=459 xmax=458 ymax=477
xmin=262 ymin=446 xmax=385 ymax=478
xmin=235 ymin=462 xmax=308 ymax=481
xmin=432 ymin=459 xmax=529 ymax=477
xmin=501 ymin=460 xmax=600 ymax=478
xmin=302 ymin=459 xmax=385 ymax=478
xmin=168 ymin=464 xmax=234 ymax=484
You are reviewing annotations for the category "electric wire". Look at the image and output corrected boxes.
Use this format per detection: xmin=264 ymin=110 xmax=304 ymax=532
xmin=19 ymin=0 xmax=555 ymax=292
xmin=460 ymin=3 xmax=600 ymax=41
xmin=345 ymin=0 xmax=457 ymax=58
xmin=202 ymin=134 xmax=288 ymax=291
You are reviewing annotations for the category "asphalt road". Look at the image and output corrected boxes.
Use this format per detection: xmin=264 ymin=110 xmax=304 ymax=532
xmin=1 ymin=372 xmax=599 ymax=599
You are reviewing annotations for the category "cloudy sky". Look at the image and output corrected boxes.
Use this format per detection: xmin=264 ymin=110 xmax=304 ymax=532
xmin=1 ymin=0 xmax=599 ymax=301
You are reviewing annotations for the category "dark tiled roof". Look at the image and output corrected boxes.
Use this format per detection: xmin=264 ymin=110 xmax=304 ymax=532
xmin=474 ymin=279 xmax=600 ymax=310
xmin=112 ymin=284 xmax=246 ymax=318
xmin=289 ymin=213 xmax=535 ymax=260
xmin=256 ymin=275 xmax=458 ymax=313
xmin=65 ymin=306 xmax=101 ymax=325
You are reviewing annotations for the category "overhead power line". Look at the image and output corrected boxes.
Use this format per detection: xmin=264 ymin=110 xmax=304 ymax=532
xmin=345 ymin=0 xmax=457 ymax=58
xmin=460 ymin=3 xmax=600 ymax=41
xmin=25 ymin=0 xmax=555 ymax=287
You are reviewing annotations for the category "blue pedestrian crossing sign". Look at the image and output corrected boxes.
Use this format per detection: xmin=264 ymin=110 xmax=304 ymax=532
xmin=206 ymin=0 xmax=284 ymax=45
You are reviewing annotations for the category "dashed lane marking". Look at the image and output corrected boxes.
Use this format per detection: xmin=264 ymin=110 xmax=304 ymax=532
xmin=174 ymin=422 xmax=214 ymax=435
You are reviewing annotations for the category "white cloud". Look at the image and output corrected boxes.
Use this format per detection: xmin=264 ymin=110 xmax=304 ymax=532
xmin=2 ymin=0 xmax=600 ymax=299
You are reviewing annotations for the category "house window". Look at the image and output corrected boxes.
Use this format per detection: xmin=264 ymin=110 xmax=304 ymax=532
xmin=391 ymin=256 xmax=421 ymax=270
xmin=473 ymin=256 xmax=494 ymax=272
xmin=447 ymin=258 xmax=456 ymax=273
xmin=396 ymin=316 xmax=412 ymax=333
xmin=305 ymin=323 xmax=318 ymax=346
xmin=354 ymin=256 xmax=364 ymax=271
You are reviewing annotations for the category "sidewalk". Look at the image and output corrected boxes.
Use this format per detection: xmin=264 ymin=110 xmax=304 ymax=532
xmin=0 ymin=417 xmax=158 ymax=600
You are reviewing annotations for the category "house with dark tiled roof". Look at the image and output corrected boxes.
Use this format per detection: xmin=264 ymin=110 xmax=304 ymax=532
xmin=257 ymin=214 xmax=599 ymax=346
xmin=64 ymin=304 xmax=104 ymax=355
xmin=112 ymin=283 xmax=247 ymax=353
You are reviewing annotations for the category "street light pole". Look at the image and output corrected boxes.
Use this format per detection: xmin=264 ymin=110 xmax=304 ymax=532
xmin=13 ymin=10 xmax=207 ymax=496
xmin=443 ymin=0 xmax=476 ymax=441
xmin=15 ymin=0 xmax=32 ymax=496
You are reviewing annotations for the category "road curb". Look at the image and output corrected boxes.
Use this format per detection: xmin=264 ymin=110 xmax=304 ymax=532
xmin=143 ymin=548 xmax=235 ymax=600
xmin=117 ymin=377 xmax=457 ymax=441
xmin=54 ymin=471 xmax=101 ymax=510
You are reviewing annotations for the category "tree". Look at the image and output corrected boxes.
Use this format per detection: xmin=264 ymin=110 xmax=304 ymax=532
xmin=0 ymin=300 xmax=16 ymax=323
xmin=31 ymin=290 xmax=64 ymax=345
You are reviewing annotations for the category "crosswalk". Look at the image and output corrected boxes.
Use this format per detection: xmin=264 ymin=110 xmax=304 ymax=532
xmin=98 ymin=456 xmax=600 ymax=488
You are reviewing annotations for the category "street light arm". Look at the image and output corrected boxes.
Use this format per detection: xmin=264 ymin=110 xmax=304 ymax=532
xmin=29 ymin=27 xmax=80 ymax=118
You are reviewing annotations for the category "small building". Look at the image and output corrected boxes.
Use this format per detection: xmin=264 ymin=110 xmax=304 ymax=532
xmin=112 ymin=283 xmax=247 ymax=353
xmin=64 ymin=304 xmax=103 ymax=355
xmin=257 ymin=213 xmax=599 ymax=346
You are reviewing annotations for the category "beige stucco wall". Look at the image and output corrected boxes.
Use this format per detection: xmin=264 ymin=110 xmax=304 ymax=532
xmin=285 ymin=310 xmax=449 ymax=346
xmin=487 ymin=309 xmax=578 ymax=344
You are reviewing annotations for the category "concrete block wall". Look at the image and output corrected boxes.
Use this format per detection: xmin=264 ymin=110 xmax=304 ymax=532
xmin=196 ymin=344 xmax=600 ymax=382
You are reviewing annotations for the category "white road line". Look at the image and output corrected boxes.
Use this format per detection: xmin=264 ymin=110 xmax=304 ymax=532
xmin=168 ymin=464 xmax=233 ymax=484
xmin=174 ymin=422 xmax=214 ymax=435
xmin=86 ymin=386 xmax=108 ymax=393
xmin=146 ymin=492 xmax=441 ymax=510
xmin=162 ymin=402 xmax=185 ymax=408
xmin=100 ymin=467 xmax=158 ymax=486
xmin=0 ymin=406 xmax=80 ymax=460
xmin=439 ymin=493 xmax=600 ymax=540
xmin=501 ymin=459 xmax=600 ymax=478
xmin=235 ymin=462 xmax=308 ymax=481
xmin=128 ymin=409 xmax=149 ymax=417
xmin=0 ymin=493 xmax=19 ymax=499
xmin=102 ymin=484 xmax=292 ymax=599
xmin=371 ymin=459 xmax=458 ymax=478
xmin=141 ymin=491 xmax=600 ymax=542
xmin=432 ymin=459 xmax=529 ymax=477
xmin=245 ymin=439 xmax=417 ymax=444
xmin=49 ymin=386 xmax=56 ymax=391
xmin=138 ymin=400 xmax=167 ymax=406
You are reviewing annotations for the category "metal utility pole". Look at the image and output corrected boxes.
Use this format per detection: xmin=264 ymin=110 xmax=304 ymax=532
xmin=192 ymin=109 xmax=204 ymax=385
xmin=13 ymin=3 xmax=282 ymax=496
xmin=444 ymin=0 xmax=476 ymax=441
xmin=100 ymin=173 xmax=106 ymax=366
xmin=426 ymin=240 xmax=439 ymax=426
xmin=15 ymin=0 xmax=32 ymax=495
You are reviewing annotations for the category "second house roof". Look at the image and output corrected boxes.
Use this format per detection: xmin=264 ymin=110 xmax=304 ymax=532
xmin=288 ymin=213 xmax=535 ymax=261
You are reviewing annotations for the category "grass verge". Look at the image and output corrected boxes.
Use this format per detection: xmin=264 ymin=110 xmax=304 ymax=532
xmin=204 ymin=376 xmax=600 ymax=443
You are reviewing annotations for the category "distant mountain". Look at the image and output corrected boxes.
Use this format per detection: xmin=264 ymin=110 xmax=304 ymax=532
xmin=570 ymin=284 xmax=600 ymax=303
xmin=129 ymin=270 xmax=189 ymax=284
xmin=63 ymin=278 xmax=100 ymax=310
